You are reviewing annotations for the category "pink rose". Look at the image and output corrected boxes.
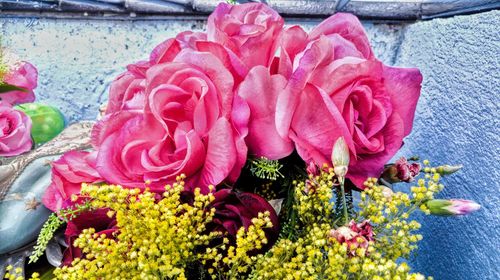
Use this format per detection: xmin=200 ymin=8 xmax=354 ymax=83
xmin=1 ymin=61 xmax=37 ymax=105
xmin=272 ymin=12 xmax=422 ymax=187
xmin=279 ymin=40 xmax=422 ymax=187
xmin=238 ymin=66 xmax=293 ymax=159
xmin=0 ymin=101 xmax=32 ymax=156
xmin=308 ymin=13 xmax=373 ymax=60
xmin=61 ymin=208 xmax=117 ymax=266
xmin=42 ymin=150 xmax=103 ymax=212
xmin=105 ymin=61 xmax=149 ymax=114
xmin=207 ymin=3 xmax=284 ymax=69
xmin=106 ymin=32 xmax=206 ymax=115
xmin=240 ymin=13 xmax=409 ymax=169
xmin=244 ymin=39 xmax=421 ymax=187
xmin=92 ymin=50 xmax=248 ymax=193
xmin=207 ymin=189 xmax=280 ymax=250
xmin=277 ymin=13 xmax=373 ymax=78
xmin=239 ymin=13 xmax=422 ymax=188
xmin=150 ymin=31 xmax=207 ymax=65
xmin=106 ymin=31 xmax=248 ymax=114
xmin=273 ymin=15 xmax=421 ymax=188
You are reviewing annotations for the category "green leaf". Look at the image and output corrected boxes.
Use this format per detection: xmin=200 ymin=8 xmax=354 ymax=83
xmin=0 ymin=83 xmax=28 ymax=94
xmin=40 ymin=268 xmax=56 ymax=280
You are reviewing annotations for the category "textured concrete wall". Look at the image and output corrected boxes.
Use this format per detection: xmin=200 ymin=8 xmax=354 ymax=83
xmin=394 ymin=10 xmax=500 ymax=280
xmin=0 ymin=17 xmax=405 ymax=123
xmin=1 ymin=10 xmax=498 ymax=279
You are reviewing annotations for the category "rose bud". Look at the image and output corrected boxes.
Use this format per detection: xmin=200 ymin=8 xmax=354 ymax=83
xmin=14 ymin=103 xmax=65 ymax=145
xmin=425 ymin=199 xmax=481 ymax=216
xmin=331 ymin=137 xmax=350 ymax=178
xmin=62 ymin=208 xmax=118 ymax=266
xmin=206 ymin=189 xmax=280 ymax=252
xmin=382 ymin=157 xmax=421 ymax=183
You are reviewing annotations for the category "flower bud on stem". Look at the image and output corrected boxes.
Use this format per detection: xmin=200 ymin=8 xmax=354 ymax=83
xmin=425 ymin=199 xmax=480 ymax=216
xmin=332 ymin=137 xmax=350 ymax=224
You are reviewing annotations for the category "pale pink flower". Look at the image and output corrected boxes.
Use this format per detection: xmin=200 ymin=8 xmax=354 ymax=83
xmin=1 ymin=61 xmax=37 ymax=105
xmin=0 ymin=101 xmax=32 ymax=156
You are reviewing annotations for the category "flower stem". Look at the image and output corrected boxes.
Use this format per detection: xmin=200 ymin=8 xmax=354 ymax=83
xmin=339 ymin=177 xmax=349 ymax=225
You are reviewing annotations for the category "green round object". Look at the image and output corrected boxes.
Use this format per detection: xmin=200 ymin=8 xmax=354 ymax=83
xmin=14 ymin=103 xmax=66 ymax=145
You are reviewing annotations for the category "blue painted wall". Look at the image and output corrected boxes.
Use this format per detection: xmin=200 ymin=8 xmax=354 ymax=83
xmin=1 ymin=10 xmax=498 ymax=279
xmin=394 ymin=11 xmax=500 ymax=280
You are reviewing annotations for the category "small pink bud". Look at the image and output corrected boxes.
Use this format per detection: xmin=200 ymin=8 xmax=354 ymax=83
xmin=330 ymin=220 xmax=374 ymax=256
xmin=306 ymin=161 xmax=319 ymax=176
xmin=382 ymin=157 xmax=421 ymax=183
xmin=426 ymin=199 xmax=481 ymax=216
xmin=329 ymin=226 xmax=356 ymax=242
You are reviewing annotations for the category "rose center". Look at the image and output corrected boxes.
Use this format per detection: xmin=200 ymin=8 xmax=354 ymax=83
xmin=0 ymin=116 xmax=13 ymax=137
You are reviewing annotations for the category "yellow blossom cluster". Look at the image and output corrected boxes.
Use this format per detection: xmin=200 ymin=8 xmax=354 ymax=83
xmin=21 ymin=161 xmax=446 ymax=279
xmin=3 ymin=265 xmax=26 ymax=280
xmin=255 ymin=182 xmax=278 ymax=200
xmin=199 ymin=212 xmax=274 ymax=279
xmin=47 ymin=175 xmax=274 ymax=280
xmin=247 ymin=168 xmax=437 ymax=280
xmin=295 ymin=168 xmax=336 ymax=227
xmin=53 ymin=175 xmax=222 ymax=280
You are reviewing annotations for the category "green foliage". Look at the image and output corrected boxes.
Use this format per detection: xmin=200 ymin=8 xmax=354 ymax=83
xmin=29 ymin=200 xmax=94 ymax=264
xmin=248 ymin=157 xmax=284 ymax=181
xmin=334 ymin=186 xmax=355 ymax=226
xmin=58 ymin=199 xmax=93 ymax=222
xmin=0 ymin=83 xmax=28 ymax=94
xmin=29 ymin=213 xmax=64 ymax=264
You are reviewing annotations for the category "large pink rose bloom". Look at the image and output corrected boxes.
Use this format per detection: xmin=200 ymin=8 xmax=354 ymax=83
xmin=92 ymin=50 xmax=248 ymax=193
xmin=240 ymin=13 xmax=378 ymax=160
xmin=242 ymin=14 xmax=422 ymax=188
xmin=207 ymin=2 xmax=284 ymax=69
xmin=106 ymin=32 xmax=207 ymax=115
xmin=0 ymin=101 xmax=32 ymax=156
xmin=278 ymin=38 xmax=422 ymax=187
xmin=42 ymin=150 xmax=103 ymax=212
xmin=277 ymin=13 xmax=373 ymax=78
xmin=106 ymin=31 xmax=249 ymax=114
xmin=1 ymin=61 xmax=37 ymax=105
xmin=105 ymin=61 xmax=149 ymax=114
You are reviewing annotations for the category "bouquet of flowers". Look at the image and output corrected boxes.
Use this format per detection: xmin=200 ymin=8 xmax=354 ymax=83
xmin=11 ymin=2 xmax=480 ymax=280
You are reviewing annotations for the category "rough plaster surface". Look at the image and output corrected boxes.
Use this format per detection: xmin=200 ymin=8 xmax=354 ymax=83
xmin=0 ymin=17 xmax=404 ymax=122
xmin=394 ymin=10 xmax=500 ymax=280
xmin=0 ymin=10 xmax=498 ymax=279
